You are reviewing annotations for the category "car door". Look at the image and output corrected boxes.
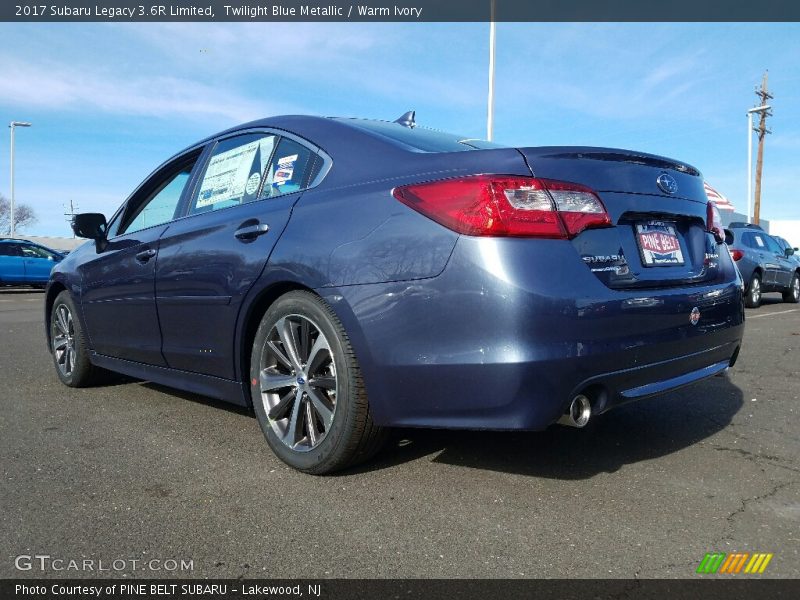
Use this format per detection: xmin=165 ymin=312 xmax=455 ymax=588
xmin=748 ymin=232 xmax=776 ymax=285
xmin=764 ymin=234 xmax=793 ymax=287
xmin=78 ymin=147 xmax=205 ymax=365
xmin=154 ymin=131 xmax=318 ymax=379
xmin=0 ymin=243 xmax=25 ymax=283
xmin=19 ymin=244 xmax=58 ymax=283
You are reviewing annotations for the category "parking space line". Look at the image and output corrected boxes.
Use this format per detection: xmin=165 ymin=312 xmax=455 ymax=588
xmin=749 ymin=309 xmax=799 ymax=319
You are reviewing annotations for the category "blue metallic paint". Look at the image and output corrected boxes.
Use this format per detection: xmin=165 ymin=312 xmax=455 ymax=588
xmin=77 ymin=226 xmax=168 ymax=365
xmin=46 ymin=115 xmax=745 ymax=431
xmin=154 ymin=188 xmax=299 ymax=379
xmin=316 ymin=235 xmax=743 ymax=429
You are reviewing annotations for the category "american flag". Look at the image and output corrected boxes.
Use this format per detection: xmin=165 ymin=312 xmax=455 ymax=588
xmin=703 ymin=181 xmax=736 ymax=211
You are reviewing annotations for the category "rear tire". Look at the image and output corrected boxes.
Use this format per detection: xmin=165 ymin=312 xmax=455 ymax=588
xmin=250 ymin=291 xmax=386 ymax=474
xmin=745 ymin=273 xmax=762 ymax=308
xmin=50 ymin=291 xmax=103 ymax=387
xmin=783 ymin=273 xmax=800 ymax=304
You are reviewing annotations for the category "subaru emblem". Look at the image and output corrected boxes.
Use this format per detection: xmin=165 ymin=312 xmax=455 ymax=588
xmin=690 ymin=307 xmax=701 ymax=325
xmin=657 ymin=173 xmax=678 ymax=195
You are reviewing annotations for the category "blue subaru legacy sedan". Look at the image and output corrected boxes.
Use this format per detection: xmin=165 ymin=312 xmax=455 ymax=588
xmin=45 ymin=114 xmax=745 ymax=473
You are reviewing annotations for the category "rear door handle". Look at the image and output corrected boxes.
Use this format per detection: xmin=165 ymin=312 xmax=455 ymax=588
xmin=234 ymin=223 xmax=270 ymax=241
xmin=135 ymin=248 xmax=157 ymax=263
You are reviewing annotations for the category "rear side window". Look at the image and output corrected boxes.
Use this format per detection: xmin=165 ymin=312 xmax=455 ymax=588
xmin=190 ymin=134 xmax=278 ymax=215
xmin=260 ymin=138 xmax=314 ymax=199
xmin=0 ymin=243 xmax=22 ymax=256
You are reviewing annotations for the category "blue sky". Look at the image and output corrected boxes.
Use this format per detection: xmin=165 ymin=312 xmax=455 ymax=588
xmin=0 ymin=22 xmax=798 ymax=236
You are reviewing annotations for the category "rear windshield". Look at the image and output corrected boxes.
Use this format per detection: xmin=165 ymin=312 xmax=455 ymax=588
xmin=341 ymin=119 xmax=506 ymax=153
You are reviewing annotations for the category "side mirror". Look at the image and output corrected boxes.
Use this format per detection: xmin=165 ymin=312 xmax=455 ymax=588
xmin=724 ymin=229 xmax=734 ymax=245
xmin=785 ymin=247 xmax=796 ymax=257
xmin=72 ymin=213 xmax=107 ymax=241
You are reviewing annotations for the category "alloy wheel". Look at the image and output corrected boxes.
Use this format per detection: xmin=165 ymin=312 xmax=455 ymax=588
xmin=751 ymin=277 xmax=761 ymax=305
xmin=793 ymin=277 xmax=799 ymax=301
xmin=52 ymin=304 xmax=76 ymax=377
xmin=258 ymin=314 xmax=337 ymax=452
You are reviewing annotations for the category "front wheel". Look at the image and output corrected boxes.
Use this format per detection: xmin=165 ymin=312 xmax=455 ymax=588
xmin=50 ymin=291 xmax=103 ymax=387
xmin=250 ymin=291 xmax=386 ymax=474
xmin=783 ymin=273 xmax=800 ymax=304
xmin=745 ymin=273 xmax=762 ymax=308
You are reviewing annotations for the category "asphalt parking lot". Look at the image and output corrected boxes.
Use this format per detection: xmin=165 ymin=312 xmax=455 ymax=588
xmin=1 ymin=289 xmax=798 ymax=579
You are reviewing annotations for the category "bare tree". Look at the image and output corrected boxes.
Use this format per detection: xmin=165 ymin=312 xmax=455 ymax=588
xmin=0 ymin=193 xmax=38 ymax=235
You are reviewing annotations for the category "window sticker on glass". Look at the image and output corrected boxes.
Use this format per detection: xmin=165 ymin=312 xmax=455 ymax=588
xmin=754 ymin=235 xmax=765 ymax=247
xmin=245 ymin=172 xmax=261 ymax=195
xmin=196 ymin=137 xmax=275 ymax=209
xmin=273 ymin=154 xmax=298 ymax=186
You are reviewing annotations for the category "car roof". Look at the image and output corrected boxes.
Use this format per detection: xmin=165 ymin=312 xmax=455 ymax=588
xmin=193 ymin=115 xmax=395 ymax=151
xmin=173 ymin=114 xmax=498 ymax=162
xmin=0 ymin=238 xmax=62 ymax=252
xmin=144 ymin=115 xmax=494 ymax=197
xmin=727 ymin=223 xmax=764 ymax=230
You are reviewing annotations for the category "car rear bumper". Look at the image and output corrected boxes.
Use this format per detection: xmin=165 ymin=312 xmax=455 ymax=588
xmin=319 ymin=236 xmax=745 ymax=430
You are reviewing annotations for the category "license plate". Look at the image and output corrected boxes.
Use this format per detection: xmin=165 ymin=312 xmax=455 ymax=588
xmin=636 ymin=221 xmax=685 ymax=266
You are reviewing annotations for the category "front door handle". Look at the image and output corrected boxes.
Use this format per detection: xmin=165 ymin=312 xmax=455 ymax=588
xmin=135 ymin=248 xmax=157 ymax=263
xmin=234 ymin=223 xmax=270 ymax=241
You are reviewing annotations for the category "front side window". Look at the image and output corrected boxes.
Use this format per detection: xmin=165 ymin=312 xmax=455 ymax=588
xmin=764 ymin=235 xmax=783 ymax=254
xmin=121 ymin=162 xmax=196 ymax=235
xmin=189 ymin=134 xmax=277 ymax=215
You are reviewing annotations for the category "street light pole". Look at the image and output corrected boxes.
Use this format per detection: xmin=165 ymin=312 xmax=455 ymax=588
xmin=746 ymin=106 xmax=769 ymax=225
xmin=486 ymin=0 xmax=496 ymax=141
xmin=9 ymin=121 xmax=32 ymax=238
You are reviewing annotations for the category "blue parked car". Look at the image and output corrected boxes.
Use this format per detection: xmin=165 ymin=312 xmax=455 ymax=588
xmin=46 ymin=114 xmax=745 ymax=473
xmin=0 ymin=238 xmax=65 ymax=288
xmin=725 ymin=223 xmax=800 ymax=308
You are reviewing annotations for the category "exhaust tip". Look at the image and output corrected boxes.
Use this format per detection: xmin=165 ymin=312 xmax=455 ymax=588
xmin=557 ymin=394 xmax=592 ymax=428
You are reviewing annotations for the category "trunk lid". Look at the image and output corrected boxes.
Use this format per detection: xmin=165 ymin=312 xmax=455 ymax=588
xmin=518 ymin=146 xmax=719 ymax=289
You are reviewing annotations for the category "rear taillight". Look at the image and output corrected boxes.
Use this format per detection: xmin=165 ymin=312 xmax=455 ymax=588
xmin=707 ymin=201 xmax=724 ymax=243
xmin=392 ymin=175 xmax=611 ymax=239
xmin=730 ymin=248 xmax=744 ymax=261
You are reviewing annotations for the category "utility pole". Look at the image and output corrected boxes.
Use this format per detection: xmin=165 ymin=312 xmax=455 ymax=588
xmin=64 ymin=200 xmax=79 ymax=237
xmin=752 ymin=71 xmax=773 ymax=226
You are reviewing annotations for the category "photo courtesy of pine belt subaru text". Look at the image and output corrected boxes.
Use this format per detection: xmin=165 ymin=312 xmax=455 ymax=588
xmin=45 ymin=113 xmax=745 ymax=474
